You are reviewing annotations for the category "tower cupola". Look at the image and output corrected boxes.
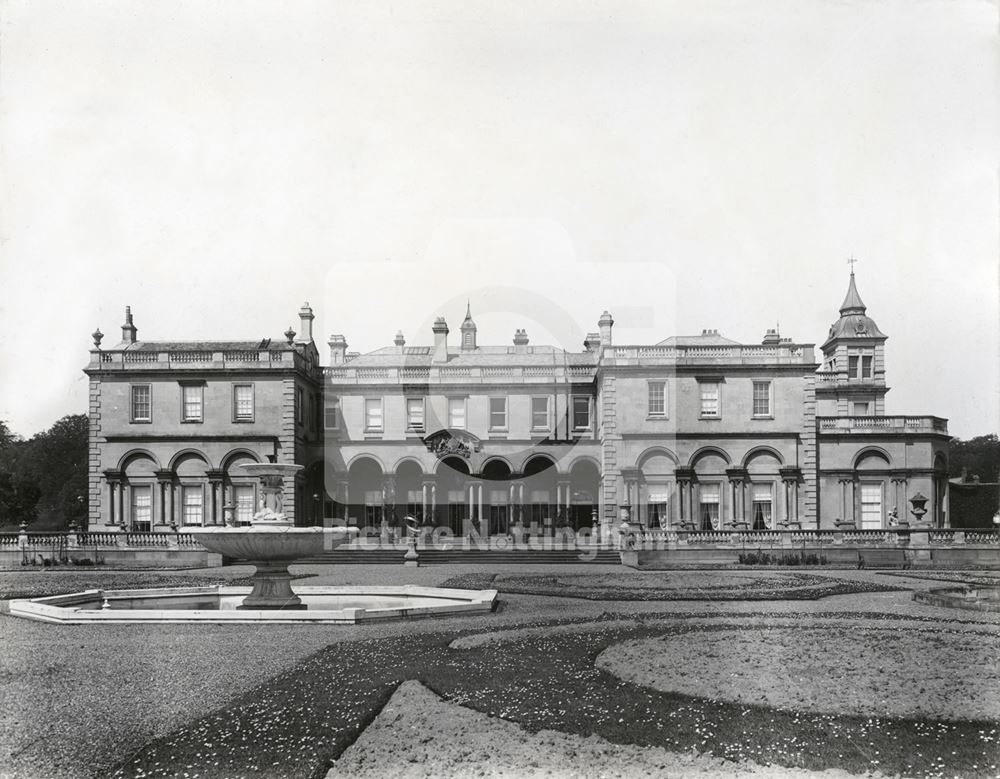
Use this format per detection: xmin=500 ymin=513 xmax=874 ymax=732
xmin=460 ymin=302 xmax=477 ymax=351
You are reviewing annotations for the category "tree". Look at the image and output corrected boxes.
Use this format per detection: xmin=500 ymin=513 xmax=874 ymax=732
xmin=949 ymin=434 xmax=1000 ymax=482
xmin=0 ymin=415 xmax=89 ymax=530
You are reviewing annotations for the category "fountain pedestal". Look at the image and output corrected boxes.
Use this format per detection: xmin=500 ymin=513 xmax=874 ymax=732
xmin=238 ymin=560 xmax=306 ymax=610
xmin=191 ymin=463 xmax=357 ymax=610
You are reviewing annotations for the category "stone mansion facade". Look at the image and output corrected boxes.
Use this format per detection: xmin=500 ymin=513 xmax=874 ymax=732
xmin=84 ymin=274 xmax=951 ymax=535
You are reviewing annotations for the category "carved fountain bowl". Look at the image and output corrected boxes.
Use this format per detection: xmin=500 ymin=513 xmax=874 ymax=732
xmin=190 ymin=526 xmax=348 ymax=561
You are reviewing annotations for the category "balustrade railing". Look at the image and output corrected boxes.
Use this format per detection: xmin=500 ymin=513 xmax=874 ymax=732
xmin=632 ymin=527 xmax=999 ymax=548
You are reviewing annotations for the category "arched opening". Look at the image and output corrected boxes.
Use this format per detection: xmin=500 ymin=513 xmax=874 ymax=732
xmin=123 ymin=454 xmax=157 ymax=531
xmin=522 ymin=455 xmax=557 ymax=536
xmin=395 ymin=460 xmax=424 ymax=525
xmin=933 ymin=452 xmax=948 ymax=527
xmin=173 ymin=452 xmax=210 ymax=528
xmin=569 ymin=460 xmax=601 ymax=531
xmin=854 ymin=451 xmax=891 ymax=529
xmin=692 ymin=451 xmax=729 ymax=531
xmin=437 ymin=456 xmax=470 ymax=534
xmin=638 ymin=452 xmax=675 ymax=530
xmin=302 ymin=461 xmax=328 ymax=527
xmin=745 ymin=451 xmax=782 ymax=530
xmin=481 ymin=459 xmax=513 ymax=535
xmin=347 ymin=457 xmax=384 ymax=529
xmin=222 ymin=451 xmax=260 ymax=526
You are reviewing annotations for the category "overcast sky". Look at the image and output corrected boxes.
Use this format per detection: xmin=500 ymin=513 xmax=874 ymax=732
xmin=1 ymin=0 xmax=997 ymax=440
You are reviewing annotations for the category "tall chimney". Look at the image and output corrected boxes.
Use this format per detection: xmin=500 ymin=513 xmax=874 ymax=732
xmin=394 ymin=330 xmax=406 ymax=349
xmin=598 ymin=311 xmax=614 ymax=347
xmin=297 ymin=302 xmax=315 ymax=343
xmin=432 ymin=317 xmax=449 ymax=362
xmin=513 ymin=328 xmax=529 ymax=354
xmin=328 ymin=334 xmax=348 ymax=364
xmin=121 ymin=306 xmax=137 ymax=344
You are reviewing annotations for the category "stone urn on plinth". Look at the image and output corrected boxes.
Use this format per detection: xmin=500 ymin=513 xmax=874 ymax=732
xmin=909 ymin=492 xmax=930 ymax=528
xmin=190 ymin=463 xmax=356 ymax=610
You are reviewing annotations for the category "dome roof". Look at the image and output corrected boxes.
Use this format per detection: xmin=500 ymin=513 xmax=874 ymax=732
xmin=822 ymin=272 xmax=886 ymax=348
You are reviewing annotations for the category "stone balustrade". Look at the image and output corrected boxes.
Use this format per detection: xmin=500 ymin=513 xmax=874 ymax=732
xmin=632 ymin=527 xmax=999 ymax=550
xmin=817 ymin=416 xmax=949 ymax=435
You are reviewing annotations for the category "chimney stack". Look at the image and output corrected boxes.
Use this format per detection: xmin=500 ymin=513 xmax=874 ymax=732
xmin=432 ymin=317 xmax=449 ymax=362
xmin=762 ymin=328 xmax=781 ymax=345
xmin=297 ymin=302 xmax=314 ymax=343
xmin=394 ymin=330 xmax=406 ymax=349
xmin=598 ymin=311 xmax=614 ymax=347
xmin=513 ymin=328 xmax=529 ymax=354
xmin=583 ymin=332 xmax=601 ymax=352
xmin=328 ymin=334 xmax=348 ymax=364
xmin=121 ymin=306 xmax=137 ymax=344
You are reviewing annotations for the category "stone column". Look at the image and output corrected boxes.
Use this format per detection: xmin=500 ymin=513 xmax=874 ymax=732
xmin=206 ymin=470 xmax=224 ymax=525
xmin=725 ymin=468 xmax=747 ymax=528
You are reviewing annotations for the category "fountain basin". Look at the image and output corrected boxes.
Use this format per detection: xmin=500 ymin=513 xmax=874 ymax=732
xmin=189 ymin=526 xmax=356 ymax=609
xmin=9 ymin=585 xmax=499 ymax=624
xmin=189 ymin=526 xmax=343 ymax=561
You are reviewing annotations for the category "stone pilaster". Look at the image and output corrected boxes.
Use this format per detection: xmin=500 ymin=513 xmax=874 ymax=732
xmin=88 ymin=377 xmax=103 ymax=530
xmin=800 ymin=374 xmax=818 ymax=527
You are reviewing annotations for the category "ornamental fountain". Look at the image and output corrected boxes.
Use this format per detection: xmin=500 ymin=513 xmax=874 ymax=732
xmin=189 ymin=463 xmax=343 ymax=610
xmin=9 ymin=462 xmax=497 ymax=624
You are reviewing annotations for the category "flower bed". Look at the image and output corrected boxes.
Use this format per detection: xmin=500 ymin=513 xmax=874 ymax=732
xmin=438 ymin=571 xmax=905 ymax=600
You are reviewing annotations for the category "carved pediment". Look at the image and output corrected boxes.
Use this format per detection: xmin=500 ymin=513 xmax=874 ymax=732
xmin=422 ymin=429 xmax=482 ymax=460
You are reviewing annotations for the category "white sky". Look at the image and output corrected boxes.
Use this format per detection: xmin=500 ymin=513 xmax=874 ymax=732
xmin=0 ymin=0 xmax=997 ymax=440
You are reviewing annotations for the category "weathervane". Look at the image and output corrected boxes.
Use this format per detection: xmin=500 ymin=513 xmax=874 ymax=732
xmin=847 ymin=255 xmax=858 ymax=272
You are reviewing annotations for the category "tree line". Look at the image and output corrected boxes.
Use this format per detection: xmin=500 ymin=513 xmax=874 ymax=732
xmin=0 ymin=415 xmax=88 ymax=531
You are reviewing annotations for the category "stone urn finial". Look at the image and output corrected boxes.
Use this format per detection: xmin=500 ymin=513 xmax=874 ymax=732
xmin=284 ymin=327 xmax=296 ymax=344
xmin=92 ymin=328 xmax=104 ymax=348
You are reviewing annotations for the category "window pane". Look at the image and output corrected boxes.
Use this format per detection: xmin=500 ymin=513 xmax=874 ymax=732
xmin=449 ymin=398 xmax=466 ymax=429
xmin=751 ymin=484 xmax=772 ymax=530
xmin=573 ymin=396 xmax=590 ymax=429
xmin=648 ymin=382 xmax=665 ymax=416
xmin=489 ymin=397 xmax=507 ymax=430
xmin=131 ymin=486 xmax=152 ymax=531
xmin=407 ymin=398 xmax=424 ymax=429
xmin=234 ymin=385 xmax=254 ymax=420
xmin=324 ymin=403 xmax=339 ymax=429
xmin=131 ymin=385 xmax=151 ymax=421
xmin=700 ymin=383 xmax=719 ymax=416
xmin=752 ymin=382 xmax=770 ymax=416
xmin=182 ymin=486 xmax=203 ymax=525
xmin=860 ymin=483 xmax=882 ymax=529
xmin=861 ymin=355 xmax=873 ymax=379
xmin=849 ymin=356 xmax=859 ymax=378
xmin=531 ymin=397 xmax=549 ymax=429
xmin=699 ymin=483 xmax=720 ymax=531
xmin=365 ymin=399 xmax=383 ymax=430
xmin=183 ymin=385 xmax=203 ymax=421
xmin=234 ymin=485 xmax=255 ymax=524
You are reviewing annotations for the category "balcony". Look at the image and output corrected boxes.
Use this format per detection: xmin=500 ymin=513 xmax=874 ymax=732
xmin=817 ymin=416 xmax=949 ymax=435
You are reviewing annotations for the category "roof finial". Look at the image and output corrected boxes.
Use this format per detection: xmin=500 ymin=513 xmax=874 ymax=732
xmin=847 ymin=255 xmax=858 ymax=274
